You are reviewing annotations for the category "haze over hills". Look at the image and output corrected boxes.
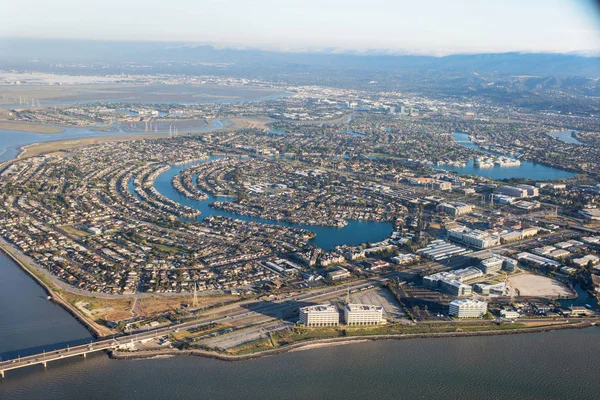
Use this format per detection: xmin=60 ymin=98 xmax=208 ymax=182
xmin=2 ymin=38 xmax=599 ymax=78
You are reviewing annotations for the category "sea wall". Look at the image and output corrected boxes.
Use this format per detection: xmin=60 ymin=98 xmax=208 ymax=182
xmin=109 ymin=319 xmax=596 ymax=362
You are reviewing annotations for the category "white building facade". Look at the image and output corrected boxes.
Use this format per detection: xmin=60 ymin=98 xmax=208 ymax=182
xmin=344 ymin=304 xmax=384 ymax=325
xmin=299 ymin=305 xmax=340 ymax=326
xmin=449 ymin=299 xmax=488 ymax=318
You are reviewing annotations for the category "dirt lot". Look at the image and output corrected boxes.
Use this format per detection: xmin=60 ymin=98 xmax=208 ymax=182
xmin=350 ymin=287 xmax=406 ymax=321
xmin=137 ymin=295 xmax=236 ymax=316
xmin=201 ymin=321 xmax=291 ymax=350
xmin=508 ymin=273 xmax=574 ymax=298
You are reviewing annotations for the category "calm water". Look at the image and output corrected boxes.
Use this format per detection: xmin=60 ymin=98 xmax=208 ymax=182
xmin=150 ymin=159 xmax=393 ymax=251
xmin=440 ymin=132 xmax=575 ymax=180
xmin=0 ymin=252 xmax=92 ymax=361
xmin=548 ymin=130 xmax=586 ymax=146
xmin=1 ymin=327 xmax=600 ymax=400
xmin=0 ymin=119 xmax=224 ymax=162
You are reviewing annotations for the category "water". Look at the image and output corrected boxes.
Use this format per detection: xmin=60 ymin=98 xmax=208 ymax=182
xmin=150 ymin=158 xmax=393 ymax=251
xmin=0 ymin=252 xmax=92 ymax=361
xmin=0 ymin=120 xmax=224 ymax=162
xmin=0 ymin=91 xmax=291 ymax=109
xmin=548 ymin=130 xmax=586 ymax=146
xmin=439 ymin=132 xmax=575 ymax=180
xmin=266 ymin=129 xmax=286 ymax=135
xmin=1 ymin=327 xmax=600 ymax=400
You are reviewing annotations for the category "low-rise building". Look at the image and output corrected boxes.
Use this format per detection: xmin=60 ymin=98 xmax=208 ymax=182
xmin=327 ymin=266 xmax=351 ymax=280
xmin=579 ymin=209 xmax=600 ymax=220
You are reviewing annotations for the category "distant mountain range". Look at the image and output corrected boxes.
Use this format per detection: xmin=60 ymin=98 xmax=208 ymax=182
xmin=2 ymin=38 xmax=599 ymax=78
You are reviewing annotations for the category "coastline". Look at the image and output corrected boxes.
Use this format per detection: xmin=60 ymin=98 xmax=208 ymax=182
xmin=0 ymin=241 xmax=107 ymax=338
xmin=108 ymin=319 xmax=598 ymax=362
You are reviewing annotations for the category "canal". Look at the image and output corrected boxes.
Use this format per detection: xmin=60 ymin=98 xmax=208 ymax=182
xmin=146 ymin=157 xmax=393 ymax=251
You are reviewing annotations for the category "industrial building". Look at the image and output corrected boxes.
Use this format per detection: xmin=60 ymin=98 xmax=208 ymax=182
xmin=516 ymin=252 xmax=561 ymax=268
xmin=579 ymin=209 xmax=600 ymax=220
xmin=417 ymin=239 xmax=471 ymax=261
xmin=298 ymin=305 xmax=340 ymax=326
xmin=449 ymin=299 xmax=488 ymax=318
xmin=344 ymin=304 xmax=384 ymax=325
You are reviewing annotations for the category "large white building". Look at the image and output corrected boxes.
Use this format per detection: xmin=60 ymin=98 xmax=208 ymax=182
xmin=436 ymin=201 xmax=474 ymax=216
xmin=447 ymin=226 xmax=500 ymax=249
xmin=344 ymin=304 xmax=384 ymax=325
xmin=496 ymin=185 xmax=538 ymax=199
xmin=423 ymin=267 xmax=483 ymax=296
xmin=449 ymin=299 xmax=488 ymax=318
xmin=299 ymin=305 xmax=340 ymax=326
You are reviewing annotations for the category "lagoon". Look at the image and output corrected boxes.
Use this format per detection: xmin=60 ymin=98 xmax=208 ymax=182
xmin=439 ymin=132 xmax=575 ymax=181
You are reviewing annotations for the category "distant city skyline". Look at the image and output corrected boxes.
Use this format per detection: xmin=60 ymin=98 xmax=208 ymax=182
xmin=1 ymin=0 xmax=600 ymax=55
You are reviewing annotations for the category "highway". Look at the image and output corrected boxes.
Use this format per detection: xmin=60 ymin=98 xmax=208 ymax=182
xmin=0 ymin=229 xmax=577 ymax=377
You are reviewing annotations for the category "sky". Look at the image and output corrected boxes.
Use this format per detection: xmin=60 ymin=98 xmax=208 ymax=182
xmin=1 ymin=0 xmax=599 ymax=55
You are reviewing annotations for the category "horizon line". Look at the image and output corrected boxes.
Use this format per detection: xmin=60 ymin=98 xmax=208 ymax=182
xmin=3 ymin=36 xmax=600 ymax=58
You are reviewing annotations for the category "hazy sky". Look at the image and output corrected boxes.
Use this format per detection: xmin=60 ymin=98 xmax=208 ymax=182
xmin=1 ymin=0 xmax=599 ymax=54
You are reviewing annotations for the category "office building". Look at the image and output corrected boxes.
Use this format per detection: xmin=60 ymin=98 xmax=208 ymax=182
xmin=423 ymin=267 xmax=483 ymax=296
xmin=480 ymin=255 xmax=504 ymax=273
xmin=299 ymin=305 xmax=340 ymax=326
xmin=436 ymin=201 xmax=473 ymax=216
xmin=344 ymin=304 xmax=384 ymax=325
xmin=449 ymin=299 xmax=488 ymax=318
xmin=496 ymin=186 xmax=528 ymax=198
xmin=447 ymin=226 xmax=500 ymax=249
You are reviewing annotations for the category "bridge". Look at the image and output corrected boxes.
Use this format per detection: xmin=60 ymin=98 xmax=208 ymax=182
xmin=0 ymin=275 xmax=393 ymax=378
xmin=0 ymin=339 xmax=118 ymax=378
xmin=1 ymin=231 xmax=576 ymax=378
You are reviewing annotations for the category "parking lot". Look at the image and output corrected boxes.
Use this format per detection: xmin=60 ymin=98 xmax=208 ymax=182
xmin=199 ymin=321 xmax=292 ymax=350
xmin=349 ymin=287 xmax=406 ymax=321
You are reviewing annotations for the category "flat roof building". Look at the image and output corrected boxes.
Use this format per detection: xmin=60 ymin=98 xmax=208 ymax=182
xmin=344 ymin=304 xmax=384 ymax=326
xmin=299 ymin=305 xmax=340 ymax=327
xmin=436 ymin=201 xmax=473 ymax=216
xmin=447 ymin=226 xmax=500 ymax=249
xmin=449 ymin=299 xmax=488 ymax=318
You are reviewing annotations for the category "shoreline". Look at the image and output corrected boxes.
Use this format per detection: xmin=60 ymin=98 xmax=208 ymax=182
xmin=9 ymin=117 xmax=245 ymax=162
xmin=0 ymin=242 xmax=106 ymax=338
xmin=108 ymin=319 xmax=598 ymax=362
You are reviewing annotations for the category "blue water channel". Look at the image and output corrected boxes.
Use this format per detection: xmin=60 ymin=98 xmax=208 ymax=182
xmin=0 ymin=120 xmax=225 ymax=162
xmin=130 ymin=157 xmax=393 ymax=251
xmin=437 ymin=132 xmax=576 ymax=181
xmin=548 ymin=130 xmax=586 ymax=146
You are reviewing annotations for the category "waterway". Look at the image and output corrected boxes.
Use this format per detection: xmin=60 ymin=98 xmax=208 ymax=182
xmin=0 ymin=119 xmax=224 ymax=162
xmin=439 ymin=132 xmax=575 ymax=181
xmin=0 ymin=252 xmax=92 ymax=361
xmin=548 ymin=130 xmax=586 ymax=146
xmin=1 ymin=326 xmax=600 ymax=400
xmin=147 ymin=158 xmax=393 ymax=251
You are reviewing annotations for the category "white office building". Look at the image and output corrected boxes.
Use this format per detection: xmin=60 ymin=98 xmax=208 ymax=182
xmin=299 ymin=305 xmax=340 ymax=326
xmin=449 ymin=299 xmax=488 ymax=318
xmin=447 ymin=226 xmax=500 ymax=249
xmin=436 ymin=201 xmax=474 ymax=216
xmin=344 ymin=304 xmax=384 ymax=325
